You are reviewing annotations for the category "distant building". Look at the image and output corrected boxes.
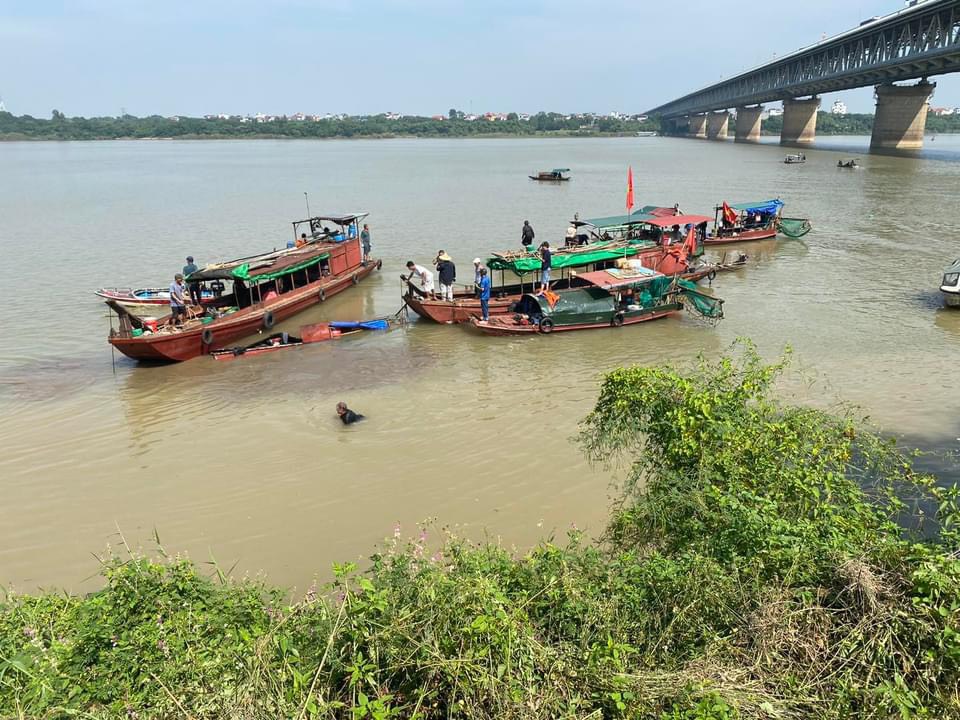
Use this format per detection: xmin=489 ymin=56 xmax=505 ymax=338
xmin=931 ymin=106 xmax=958 ymax=116
xmin=0 ymin=97 xmax=6 ymax=113
xmin=766 ymin=107 xmax=784 ymax=117
xmin=831 ymin=100 xmax=848 ymax=115
xmin=431 ymin=114 xmax=445 ymax=121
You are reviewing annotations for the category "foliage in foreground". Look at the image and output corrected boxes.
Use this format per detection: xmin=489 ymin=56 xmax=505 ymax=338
xmin=2 ymin=344 xmax=959 ymax=719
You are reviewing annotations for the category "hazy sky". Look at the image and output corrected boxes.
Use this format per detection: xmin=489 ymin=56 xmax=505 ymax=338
xmin=1 ymin=0 xmax=958 ymax=117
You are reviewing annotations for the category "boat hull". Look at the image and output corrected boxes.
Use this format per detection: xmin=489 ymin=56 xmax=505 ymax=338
xmin=704 ymin=227 xmax=777 ymax=245
xmin=109 ymin=263 xmax=378 ymax=362
xmin=470 ymin=304 xmax=679 ymax=336
xmin=942 ymin=290 xmax=960 ymax=308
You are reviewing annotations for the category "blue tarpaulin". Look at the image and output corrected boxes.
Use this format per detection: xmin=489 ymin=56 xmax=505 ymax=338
xmin=730 ymin=199 xmax=784 ymax=215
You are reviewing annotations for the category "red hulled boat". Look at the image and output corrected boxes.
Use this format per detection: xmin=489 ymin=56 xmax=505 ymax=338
xmin=706 ymin=200 xmax=783 ymax=244
xmin=107 ymin=213 xmax=380 ymax=362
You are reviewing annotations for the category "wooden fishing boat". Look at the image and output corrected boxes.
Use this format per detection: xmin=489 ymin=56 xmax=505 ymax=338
xmin=469 ymin=268 xmax=723 ymax=336
xmin=95 ymin=286 xmax=219 ymax=308
xmin=107 ymin=213 xmax=380 ymax=362
xmin=404 ymin=213 xmax=714 ymax=324
xmin=529 ymin=168 xmax=570 ymax=181
xmin=837 ymin=159 xmax=860 ymax=168
xmin=707 ymin=199 xmax=784 ymax=244
xmin=210 ymin=319 xmax=392 ymax=361
xmin=784 ymin=153 xmax=806 ymax=164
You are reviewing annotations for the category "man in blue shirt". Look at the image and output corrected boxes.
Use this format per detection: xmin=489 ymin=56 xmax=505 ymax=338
xmin=477 ymin=267 xmax=491 ymax=322
xmin=182 ymin=256 xmax=201 ymax=306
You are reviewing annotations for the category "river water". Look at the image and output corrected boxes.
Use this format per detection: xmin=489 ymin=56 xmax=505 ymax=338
xmin=2 ymin=136 xmax=959 ymax=592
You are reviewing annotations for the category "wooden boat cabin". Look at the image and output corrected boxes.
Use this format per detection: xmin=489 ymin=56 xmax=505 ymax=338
xmin=107 ymin=213 xmax=379 ymax=362
xmin=708 ymin=200 xmax=783 ymax=244
xmin=530 ymin=168 xmax=571 ymax=181
xmin=581 ymin=209 xmax=710 ymax=256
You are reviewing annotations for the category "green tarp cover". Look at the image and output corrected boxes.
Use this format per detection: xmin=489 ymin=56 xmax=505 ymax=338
xmin=584 ymin=213 xmax=656 ymax=229
xmin=778 ymin=217 xmax=811 ymax=239
xmin=231 ymin=253 xmax=329 ymax=282
xmin=486 ymin=246 xmax=645 ymax=274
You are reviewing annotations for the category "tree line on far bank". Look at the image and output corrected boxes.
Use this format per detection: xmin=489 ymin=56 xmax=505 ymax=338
xmin=0 ymin=111 xmax=659 ymax=141
xmin=759 ymin=110 xmax=960 ymax=135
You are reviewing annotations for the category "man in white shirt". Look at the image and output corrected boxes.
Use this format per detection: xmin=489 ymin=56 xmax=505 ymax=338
xmin=405 ymin=261 xmax=436 ymax=299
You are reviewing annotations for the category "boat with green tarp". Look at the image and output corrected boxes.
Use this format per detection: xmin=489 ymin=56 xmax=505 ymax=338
xmin=708 ymin=199 xmax=811 ymax=243
xmin=469 ymin=266 xmax=723 ymax=335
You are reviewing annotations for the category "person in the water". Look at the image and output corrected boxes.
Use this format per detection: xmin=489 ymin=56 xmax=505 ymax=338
xmin=336 ymin=402 xmax=364 ymax=425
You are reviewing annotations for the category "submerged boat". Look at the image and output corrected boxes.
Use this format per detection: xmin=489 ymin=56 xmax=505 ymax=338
xmin=837 ymin=159 xmax=860 ymax=168
xmin=469 ymin=267 xmax=723 ymax=336
xmin=403 ymin=215 xmax=715 ymax=324
xmin=107 ymin=213 xmax=380 ymax=362
xmin=529 ymin=168 xmax=570 ymax=182
xmin=95 ymin=286 xmax=219 ymax=309
xmin=784 ymin=153 xmax=806 ymax=164
xmin=707 ymin=200 xmax=784 ymax=244
xmin=941 ymin=259 xmax=960 ymax=308
xmin=211 ymin=319 xmax=392 ymax=360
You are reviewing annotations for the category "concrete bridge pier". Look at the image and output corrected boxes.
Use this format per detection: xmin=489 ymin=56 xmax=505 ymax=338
xmin=688 ymin=114 xmax=708 ymax=139
xmin=707 ymin=111 xmax=729 ymax=140
xmin=780 ymin=96 xmax=820 ymax=145
xmin=735 ymin=106 xmax=763 ymax=142
xmin=870 ymin=81 xmax=936 ymax=150
xmin=663 ymin=116 xmax=687 ymax=136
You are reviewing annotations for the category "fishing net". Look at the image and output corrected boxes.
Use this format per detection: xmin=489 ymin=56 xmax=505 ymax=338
xmin=678 ymin=280 xmax=724 ymax=321
xmin=778 ymin=217 xmax=812 ymax=238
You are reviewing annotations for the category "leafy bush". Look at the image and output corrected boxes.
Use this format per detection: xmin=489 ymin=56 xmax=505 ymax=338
xmin=2 ymin=343 xmax=958 ymax=718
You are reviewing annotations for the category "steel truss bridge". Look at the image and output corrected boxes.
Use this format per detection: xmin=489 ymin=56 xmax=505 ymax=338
xmin=647 ymin=0 xmax=960 ymax=118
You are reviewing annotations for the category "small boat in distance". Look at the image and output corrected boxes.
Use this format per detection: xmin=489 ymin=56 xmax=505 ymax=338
xmin=941 ymin=259 xmax=960 ymax=308
xmin=837 ymin=159 xmax=860 ymax=168
xmin=470 ymin=268 xmax=723 ymax=336
xmin=784 ymin=153 xmax=806 ymax=164
xmin=529 ymin=168 xmax=571 ymax=182
xmin=636 ymin=131 xmax=657 ymax=137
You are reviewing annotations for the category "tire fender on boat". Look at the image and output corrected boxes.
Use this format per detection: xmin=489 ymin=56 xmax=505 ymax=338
xmin=611 ymin=314 xmax=625 ymax=327
xmin=376 ymin=259 xmax=383 ymax=270
xmin=319 ymin=287 xmax=326 ymax=302
xmin=263 ymin=310 xmax=275 ymax=330
xmin=707 ymin=269 xmax=717 ymax=282
xmin=539 ymin=317 xmax=554 ymax=333
xmin=352 ymin=274 xmax=360 ymax=285
xmin=201 ymin=328 xmax=214 ymax=345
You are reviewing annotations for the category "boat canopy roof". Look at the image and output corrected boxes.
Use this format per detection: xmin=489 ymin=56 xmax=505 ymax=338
xmin=486 ymin=242 xmax=643 ymax=274
xmin=728 ymin=199 xmax=783 ymax=214
xmin=550 ymin=168 xmax=570 ymax=173
xmin=582 ymin=213 xmax=652 ymax=229
xmin=188 ymin=245 xmax=331 ymax=282
xmin=945 ymin=258 xmax=960 ymax=273
xmin=292 ymin=213 xmax=368 ymax=228
xmin=639 ymin=214 xmax=712 ymax=228
xmin=576 ymin=267 xmax=662 ymax=290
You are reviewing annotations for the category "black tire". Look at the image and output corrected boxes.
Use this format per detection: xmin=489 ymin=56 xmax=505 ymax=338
xmin=539 ymin=317 xmax=554 ymax=333
xmin=201 ymin=328 xmax=214 ymax=345
xmin=376 ymin=259 xmax=383 ymax=270
xmin=263 ymin=311 xmax=275 ymax=330
xmin=707 ymin=269 xmax=717 ymax=282
xmin=319 ymin=287 xmax=326 ymax=302
xmin=352 ymin=274 xmax=360 ymax=285
xmin=611 ymin=314 xmax=624 ymax=327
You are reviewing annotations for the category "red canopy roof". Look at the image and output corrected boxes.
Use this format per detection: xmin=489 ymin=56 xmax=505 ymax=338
xmin=640 ymin=214 xmax=712 ymax=228
xmin=576 ymin=268 xmax=664 ymax=290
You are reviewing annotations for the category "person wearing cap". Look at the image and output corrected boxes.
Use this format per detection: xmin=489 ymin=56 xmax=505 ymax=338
xmin=436 ymin=251 xmax=456 ymax=301
xmin=182 ymin=256 xmax=202 ymax=306
xmin=537 ymin=242 xmax=552 ymax=293
xmin=478 ymin=267 xmax=491 ymax=322
xmin=169 ymin=273 xmax=187 ymax=327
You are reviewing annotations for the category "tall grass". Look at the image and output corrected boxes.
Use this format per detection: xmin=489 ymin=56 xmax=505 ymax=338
xmin=2 ymin=343 xmax=958 ymax=719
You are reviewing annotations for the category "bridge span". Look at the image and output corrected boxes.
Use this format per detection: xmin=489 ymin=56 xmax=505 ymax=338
xmin=647 ymin=0 xmax=960 ymax=149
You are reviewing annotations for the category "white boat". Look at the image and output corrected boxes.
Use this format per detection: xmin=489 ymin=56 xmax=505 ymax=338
xmin=941 ymin=259 xmax=960 ymax=307
xmin=636 ymin=131 xmax=658 ymax=137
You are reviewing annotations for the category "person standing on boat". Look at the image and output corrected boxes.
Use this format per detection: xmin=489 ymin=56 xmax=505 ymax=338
xmin=360 ymin=224 xmax=371 ymax=264
xmin=436 ymin=251 xmax=456 ymax=301
xmin=478 ymin=267 xmax=491 ymax=322
xmin=538 ymin=242 xmax=552 ymax=293
xmin=169 ymin=273 xmax=187 ymax=327
xmin=182 ymin=256 xmax=202 ymax=306
xmin=405 ymin=261 xmax=436 ymax=299
xmin=473 ymin=258 xmax=483 ymax=295
xmin=521 ymin=220 xmax=535 ymax=251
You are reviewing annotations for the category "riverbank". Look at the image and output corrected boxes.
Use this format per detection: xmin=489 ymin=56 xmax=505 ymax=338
xmin=3 ymin=348 xmax=958 ymax=719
